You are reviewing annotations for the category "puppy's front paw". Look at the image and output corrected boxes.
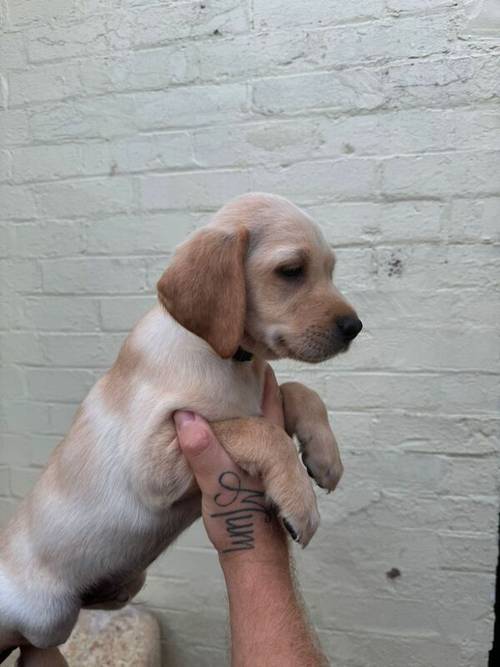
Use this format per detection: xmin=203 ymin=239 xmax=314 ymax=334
xmin=281 ymin=501 xmax=320 ymax=548
xmin=268 ymin=470 xmax=320 ymax=547
xmin=299 ymin=425 xmax=343 ymax=493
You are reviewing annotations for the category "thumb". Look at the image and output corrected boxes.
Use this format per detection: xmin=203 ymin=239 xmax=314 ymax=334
xmin=174 ymin=411 xmax=236 ymax=491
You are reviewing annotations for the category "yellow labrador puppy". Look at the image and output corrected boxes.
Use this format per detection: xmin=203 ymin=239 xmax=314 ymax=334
xmin=0 ymin=193 xmax=361 ymax=663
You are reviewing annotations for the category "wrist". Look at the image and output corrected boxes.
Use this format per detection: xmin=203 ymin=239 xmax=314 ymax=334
xmin=220 ymin=530 xmax=292 ymax=590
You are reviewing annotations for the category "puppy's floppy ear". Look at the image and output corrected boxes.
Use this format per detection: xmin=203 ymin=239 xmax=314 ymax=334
xmin=157 ymin=226 xmax=249 ymax=359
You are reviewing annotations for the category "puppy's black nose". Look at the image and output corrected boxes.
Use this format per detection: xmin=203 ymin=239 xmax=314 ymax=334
xmin=336 ymin=315 xmax=363 ymax=341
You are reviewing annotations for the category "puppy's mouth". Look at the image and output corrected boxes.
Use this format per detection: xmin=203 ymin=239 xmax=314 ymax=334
xmin=272 ymin=329 xmax=350 ymax=363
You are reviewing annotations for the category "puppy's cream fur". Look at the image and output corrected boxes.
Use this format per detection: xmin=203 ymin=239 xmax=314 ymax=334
xmin=0 ymin=193 xmax=360 ymax=660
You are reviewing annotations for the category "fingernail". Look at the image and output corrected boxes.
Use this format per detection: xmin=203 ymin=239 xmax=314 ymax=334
xmin=174 ymin=411 xmax=196 ymax=428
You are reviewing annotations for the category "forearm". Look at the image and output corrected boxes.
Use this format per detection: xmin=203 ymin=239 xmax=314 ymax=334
xmin=221 ymin=542 xmax=328 ymax=667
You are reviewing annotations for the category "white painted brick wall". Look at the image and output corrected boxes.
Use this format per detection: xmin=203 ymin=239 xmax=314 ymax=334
xmin=1 ymin=1 xmax=499 ymax=665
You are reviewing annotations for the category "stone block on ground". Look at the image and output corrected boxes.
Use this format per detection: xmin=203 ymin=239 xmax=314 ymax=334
xmin=3 ymin=606 xmax=161 ymax=666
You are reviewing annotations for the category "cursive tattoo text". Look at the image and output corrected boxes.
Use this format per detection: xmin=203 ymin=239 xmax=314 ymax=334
xmin=210 ymin=471 xmax=272 ymax=553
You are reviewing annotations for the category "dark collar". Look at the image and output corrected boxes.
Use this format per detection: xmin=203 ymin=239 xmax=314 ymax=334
xmin=232 ymin=346 xmax=253 ymax=362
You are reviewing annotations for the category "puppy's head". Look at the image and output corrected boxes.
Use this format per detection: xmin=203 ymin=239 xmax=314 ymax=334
xmin=157 ymin=193 xmax=361 ymax=362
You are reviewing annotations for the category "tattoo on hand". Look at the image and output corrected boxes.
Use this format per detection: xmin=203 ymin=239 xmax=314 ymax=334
xmin=210 ymin=471 xmax=272 ymax=553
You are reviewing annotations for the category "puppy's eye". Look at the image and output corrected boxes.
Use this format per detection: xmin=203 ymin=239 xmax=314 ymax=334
xmin=277 ymin=265 xmax=305 ymax=280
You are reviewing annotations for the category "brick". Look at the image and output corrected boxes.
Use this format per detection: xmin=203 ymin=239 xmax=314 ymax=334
xmin=1 ymin=328 xmax=40 ymax=368
xmin=40 ymin=333 xmax=124 ymax=368
xmin=12 ymin=138 xmax=194 ymax=182
xmin=85 ymin=211 xmax=197 ymax=255
xmin=9 ymin=466 xmax=38 ymax=498
xmin=0 ymin=299 xmax=16 ymax=330
xmin=251 ymin=159 xmax=380 ymax=204
xmin=446 ymin=198 xmax=500 ymax=242
xmin=253 ymin=69 xmax=385 ymax=115
xmin=9 ymin=62 xmax=83 ymax=106
xmin=343 ymin=449 xmax=450 ymax=494
xmin=328 ymin=412 xmax=499 ymax=456
xmin=0 ymin=32 xmax=27 ymax=69
xmin=348 ymin=287 xmax=500 ymax=331
xmin=0 ymin=109 xmax=30 ymax=145
xmin=15 ymin=136 xmax=195 ymax=181
xmin=12 ymin=221 xmax=85 ymax=257
xmin=0 ymin=73 xmax=7 ymax=110
xmin=104 ymin=14 xmax=450 ymax=93
xmin=25 ymin=13 xmax=128 ymax=63
xmin=1 ymin=400 xmax=51 ymax=434
xmin=108 ymin=133 xmax=196 ymax=174
xmin=11 ymin=143 xmax=87 ymax=183
xmin=0 ymin=185 xmax=37 ymax=220
xmin=345 ymin=491 xmax=498 ymax=535
xmin=384 ymin=54 xmax=500 ymax=109
xmin=20 ymin=296 xmax=101 ymax=332
xmin=99 ymin=296 xmax=156 ymax=332
xmin=382 ymin=151 xmax=500 ymax=198
xmin=0 ymin=222 xmax=11 ymax=255
xmin=462 ymin=0 xmax=500 ymax=38
xmin=386 ymin=0 xmax=457 ymax=14
xmin=440 ymin=455 xmax=499 ymax=496
xmin=0 ymin=466 xmax=9 ymax=496
xmin=192 ymin=109 xmax=500 ymax=169
xmin=0 ymin=498 xmax=18 ymax=525
xmin=8 ymin=0 xmax=79 ymax=27
xmin=320 ymin=108 xmax=500 ymax=157
xmin=334 ymin=326 xmax=500 ymax=372
xmin=369 ymin=244 xmax=500 ymax=291
xmin=30 ymin=434 xmax=60 ymax=466
xmin=318 ymin=631 xmax=462 ymax=667
xmin=131 ymin=0 xmax=248 ymax=48
xmin=41 ymin=257 xmax=147 ymax=294
xmin=28 ymin=96 xmax=138 ymax=142
xmin=49 ymin=403 xmax=80 ymax=434
xmin=309 ymin=201 xmax=445 ymax=245
xmin=0 ymin=366 xmax=26 ymax=399
xmin=80 ymin=48 xmax=193 ymax=94
xmin=33 ymin=177 xmax=136 ymax=218
xmin=253 ymin=0 xmax=384 ymax=30
xmin=438 ymin=532 xmax=499 ymax=572
xmin=26 ymin=368 xmax=96 ymax=401
xmin=141 ymin=169 xmax=252 ymax=211
xmin=301 ymin=14 xmax=451 ymax=68
xmin=0 ymin=149 xmax=12 ymax=182
xmin=192 ymin=119 xmax=319 ymax=168
xmin=134 ymin=83 xmax=250 ymax=131
xmin=0 ymin=259 xmax=42 ymax=295
xmin=0 ymin=434 xmax=32 ymax=467
xmin=323 ymin=370 xmax=499 ymax=415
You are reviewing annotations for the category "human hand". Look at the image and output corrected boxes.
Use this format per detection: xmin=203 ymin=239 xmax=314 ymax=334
xmin=174 ymin=365 xmax=288 ymax=565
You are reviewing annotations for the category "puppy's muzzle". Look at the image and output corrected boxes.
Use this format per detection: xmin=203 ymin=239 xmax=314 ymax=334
xmin=335 ymin=315 xmax=363 ymax=342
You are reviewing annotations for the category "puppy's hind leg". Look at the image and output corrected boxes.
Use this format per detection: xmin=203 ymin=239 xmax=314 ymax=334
xmin=17 ymin=646 xmax=68 ymax=667
xmin=81 ymin=570 xmax=146 ymax=610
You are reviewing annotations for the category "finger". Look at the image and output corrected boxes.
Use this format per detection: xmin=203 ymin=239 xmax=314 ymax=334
xmin=174 ymin=411 xmax=238 ymax=492
xmin=261 ymin=365 xmax=285 ymax=427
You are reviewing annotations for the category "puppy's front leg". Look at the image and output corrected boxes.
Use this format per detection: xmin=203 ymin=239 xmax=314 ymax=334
xmin=211 ymin=418 xmax=319 ymax=547
xmin=280 ymin=382 xmax=343 ymax=493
